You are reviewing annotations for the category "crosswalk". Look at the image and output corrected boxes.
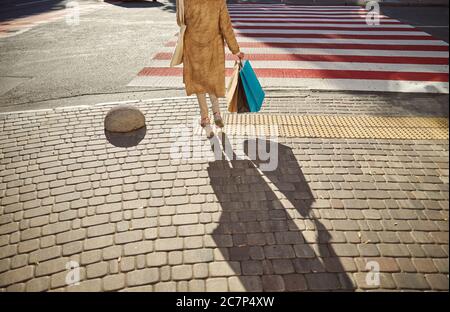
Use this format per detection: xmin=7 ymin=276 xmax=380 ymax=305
xmin=128 ymin=3 xmax=449 ymax=94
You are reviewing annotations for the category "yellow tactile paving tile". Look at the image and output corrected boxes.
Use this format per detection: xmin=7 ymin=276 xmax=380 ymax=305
xmin=223 ymin=114 xmax=449 ymax=140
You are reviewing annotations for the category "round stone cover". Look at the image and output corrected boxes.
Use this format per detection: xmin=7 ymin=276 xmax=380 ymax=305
xmin=104 ymin=105 xmax=146 ymax=133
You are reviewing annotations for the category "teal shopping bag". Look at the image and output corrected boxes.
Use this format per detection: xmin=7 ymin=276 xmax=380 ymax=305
xmin=239 ymin=60 xmax=265 ymax=113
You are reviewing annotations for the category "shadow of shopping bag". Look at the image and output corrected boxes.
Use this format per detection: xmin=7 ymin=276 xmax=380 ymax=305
xmin=239 ymin=60 xmax=265 ymax=112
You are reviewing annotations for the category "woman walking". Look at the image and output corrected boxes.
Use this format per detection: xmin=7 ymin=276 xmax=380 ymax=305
xmin=178 ymin=0 xmax=244 ymax=138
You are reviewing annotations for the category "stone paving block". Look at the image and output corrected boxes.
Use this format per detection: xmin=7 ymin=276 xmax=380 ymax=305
xmin=87 ymin=262 xmax=109 ymax=279
xmin=425 ymin=274 xmax=449 ymax=291
xmin=177 ymin=280 xmax=189 ymax=292
xmin=305 ymin=273 xmax=341 ymax=291
xmin=18 ymin=239 xmax=39 ymax=254
xmin=84 ymin=235 xmax=114 ymax=251
xmin=171 ymin=265 xmax=193 ymax=281
xmin=378 ymin=244 xmax=410 ymax=257
xmin=432 ymin=259 xmax=449 ymax=274
xmin=206 ymin=278 xmax=228 ymax=292
xmin=115 ymin=230 xmax=143 ymax=245
xmin=421 ymin=245 xmax=448 ymax=258
xmin=264 ymin=245 xmax=296 ymax=259
xmin=0 ymin=259 xmax=11 ymax=274
xmin=168 ymin=251 xmax=183 ymax=266
xmin=144 ymin=228 xmax=158 ymax=239
xmin=102 ymin=246 xmax=122 ymax=261
xmin=127 ymin=268 xmax=159 ymax=286
xmin=262 ymin=275 xmax=285 ymax=292
xmin=178 ymin=224 xmax=205 ymax=237
xmin=283 ymin=274 xmax=308 ymax=291
xmin=29 ymin=246 xmax=61 ymax=263
xmin=409 ymin=220 xmax=439 ymax=232
xmin=332 ymin=244 xmax=359 ymax=257
xmin=188 ymin=280 xmax=205 ymax=292
xmin=116 ymin=221 xmax=130 ymax=233
xmin=147 ymin=252 xmax=168 ymax=267
xmin=136 ymin=254 xmax=146 ymax=269
xmin=130 ymin=218 xmax=156 ymax=230
xmin=353 ymin=272 xmax=381 ymax=290
xmin=228 ymin=247 xmax=251 ymax=261
xmin=297 ymin=256 xmax=329 ymax=273
xmin=25 ymin=276 xmax=50 ymax=292
xmin=87 ymin=224 xmax=115 ymax=238
xmin=119 ymin=257 xmax=135 ymax=272
xmin=151 ymin=281 xmax=175 ymax=292
xmin=381 ymin=220 xmax=411 ymax=231
xmin=407 ymin=244 xmax=427 ymax=258
xmin=35 ymin=257 xmax=68 ymax=277
xmin=274 ymin=231 xmax=304 ymax=245
xmin=397 ymin=258 xmax=417 ymax=273
xmin=81 ymin=214 xmax=110 ymax=228
xmin=228 ymin=276 xmax=263 ymax=292
xmin=55 ymin=229 xmax=86 ymax=245
xmin=209 ymin=261 xmax=241 ymax=277
xmin=247 ymin=233 xmax=268 ymax=246
xmin=155 ymin=238 xmax=184 ymax=251
xmin=184 ymin=236 xmax=203 ymax=249
xmin=173 ymin=214 xmax=199 ymax=225
xmin=29 ymin=215 xmax=49 ymax=228
xmin=62 ymin=241 xmax=83 ymax=256
xmin=81 ymin=250 xmax=102 ymax=266
xmin=42 ymin=221 xmax=71 ymax=236
xmin=378 ymin=232 xmax=400 ymax=244
xmin=0 ymin=265 xmax=34 ymax=287
xmin=332 ymin=220 xmax=360 ymax=231
xmin=193 ymin=263 xmax=209 ymax=278
xmin=429 ymin=232 xmax=449 ymax=245
xmin=102 ymin=274 xmax=126 ymax=291
xmin=67 ymin=279 xmax=102 ymax=292
xmin=392 ymin=273 xmax=430 ymax=290
xmin=272 ymin=259 xmax=295 ymax=275
xmin=183 ymin=249 xmax=214 ymax=264
xmin=412 ymin=259 xmax=439 ymax=273
xmin=367 ymin=258 xmax=399 ymax=273
xmin=357 ymin=244 xmax=380 ymax=257
xmin=123 ymin=241 xmax=153 ymax=256
xmin=49 ymin=269 xmax=70 ymax=289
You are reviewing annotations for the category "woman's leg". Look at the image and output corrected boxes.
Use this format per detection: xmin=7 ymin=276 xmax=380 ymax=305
xmin=196 ymin=93 xmax=209 ymax=120
xmin=196 ymin=93 xmax=214 ymax=138
xmin=208 ymin=93 xmax=220 ymax=115
xmin=209 ymin=93 xmax=224 ymax=128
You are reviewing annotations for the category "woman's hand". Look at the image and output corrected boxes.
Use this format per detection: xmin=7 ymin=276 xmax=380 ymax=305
xmin=235 ymin=52 xmax=245 ymax=61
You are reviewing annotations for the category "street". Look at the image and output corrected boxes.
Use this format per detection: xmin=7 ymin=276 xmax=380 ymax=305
xmin=0 ymin=0 xmax=448 ymax=293
xmin=0 ymin=0 xmax=448 ymax=111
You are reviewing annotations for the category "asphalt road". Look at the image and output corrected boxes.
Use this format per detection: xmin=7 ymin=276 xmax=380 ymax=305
xmin=381 ymin=6 xmax=449 ymax=43
xmin=0 ymin=0 xmax=448 ymax=111
xmin=0 ymin=0 xmax=67 ymax=21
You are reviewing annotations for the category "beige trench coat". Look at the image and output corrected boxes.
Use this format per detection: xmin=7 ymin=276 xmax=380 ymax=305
xmin=177 ymin=0 xmax=240 ymax=97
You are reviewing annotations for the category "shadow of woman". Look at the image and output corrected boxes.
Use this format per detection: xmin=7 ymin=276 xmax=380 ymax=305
xmin=207 ymin=133 xmax=355 ymax=291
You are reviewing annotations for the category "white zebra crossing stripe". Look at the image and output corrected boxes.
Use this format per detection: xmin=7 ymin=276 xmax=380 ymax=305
xmin=232 ymin=23 xmax=415 ymax=28
xmin=157 ymin=46 xmax=448 ymax=57
xmin=221 ymin=37 xmax=447 ymax=46
xmin=145 ymin=59 xmax=449 ymax=73
xmin=230 ymin=18 xmax=400 ymax=22
xmin=235 ymin=29 xmax=430 ymax=36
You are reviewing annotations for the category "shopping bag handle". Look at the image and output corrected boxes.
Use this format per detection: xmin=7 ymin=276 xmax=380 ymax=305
xmin=234 ymin=59 xmax=243 ymax=69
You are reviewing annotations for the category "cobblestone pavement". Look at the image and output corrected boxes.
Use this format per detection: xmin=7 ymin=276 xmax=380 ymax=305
xmin=0 ymin=93 xmax=448 ymax=292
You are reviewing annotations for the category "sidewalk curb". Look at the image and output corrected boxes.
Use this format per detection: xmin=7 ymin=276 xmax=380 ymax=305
xmin=0 ymin=97 xmax=198 ymax=115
